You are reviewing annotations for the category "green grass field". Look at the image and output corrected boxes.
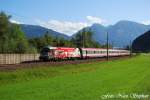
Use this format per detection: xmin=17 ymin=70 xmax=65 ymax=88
xmin=0 ymin=54 xmax=150 ymax=100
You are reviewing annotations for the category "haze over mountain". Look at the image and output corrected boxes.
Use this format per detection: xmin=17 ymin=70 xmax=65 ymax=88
xmin=20 ymin=24 xmax=69 ymax=39
xmin=74 ymin=20 xmax=150 ymax=47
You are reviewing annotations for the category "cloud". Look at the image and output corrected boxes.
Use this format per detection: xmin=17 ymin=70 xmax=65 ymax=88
xmin=142 ymin=20 xmax=150 ymax=25
xmin=36 ymin=19 xmax=88 ymax=36
xmin=86 ymin=16 xmax=106 ymax=24
xmin=36 ymin=16 xmax=106 ymax=36
xmin=10 ymin=19 xmax=21 ymax=24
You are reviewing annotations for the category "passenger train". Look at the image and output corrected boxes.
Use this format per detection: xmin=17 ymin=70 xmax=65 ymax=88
xmin=39 ymin=46 xmax=130 ymax=61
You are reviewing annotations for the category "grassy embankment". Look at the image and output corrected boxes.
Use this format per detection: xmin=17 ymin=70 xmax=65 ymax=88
xmin=0 ymin=54 xmax=150 ymax=100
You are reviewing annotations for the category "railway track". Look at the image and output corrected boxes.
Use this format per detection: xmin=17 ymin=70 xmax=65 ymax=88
xmin=0 ymin=56 xmax=131 ymax=71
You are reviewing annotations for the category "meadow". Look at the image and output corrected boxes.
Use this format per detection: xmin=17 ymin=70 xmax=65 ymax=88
xmin=0 ymin=54 xmax=150 ymax=100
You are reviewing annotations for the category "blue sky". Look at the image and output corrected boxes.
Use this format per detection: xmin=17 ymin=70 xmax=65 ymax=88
xmin=1 ymin=0 xmax=150 ymax=35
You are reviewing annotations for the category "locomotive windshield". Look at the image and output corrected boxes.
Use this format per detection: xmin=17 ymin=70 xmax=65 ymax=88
xmin=41 ymin=48 xmax=50 ymax=55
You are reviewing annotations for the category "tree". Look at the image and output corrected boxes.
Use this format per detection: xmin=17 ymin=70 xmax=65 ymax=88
xmin=0 ymin=12 xmax=32 ymax=53
xmin=72 ymin=29 xmax=101 ymax=48
xmin=0 ymin=12 xmax=10 ymax=52
xmin=29 ymin=32 xmax=55 ymax=52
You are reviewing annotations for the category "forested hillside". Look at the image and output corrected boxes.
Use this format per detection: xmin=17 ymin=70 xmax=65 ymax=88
xmin=132 ymin=30 xmax=150 ymax=52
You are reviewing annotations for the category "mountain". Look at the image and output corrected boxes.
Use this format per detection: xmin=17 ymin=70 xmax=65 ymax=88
xmin=20 ymin=24 xmax=69 ymax=39
xmin=107 ymin=21 xmax=150 ymax=47
xmin=132 ymin=30 xmax=150 ymax=52
xmin=20 ymin=21 xmax=150 ymax=47
xmin=73 ymin=20 xmax=150 ymax=47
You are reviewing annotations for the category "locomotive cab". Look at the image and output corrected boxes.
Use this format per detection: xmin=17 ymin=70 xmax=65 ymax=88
xmin=39 ymin=46 xmax=56 ymax=60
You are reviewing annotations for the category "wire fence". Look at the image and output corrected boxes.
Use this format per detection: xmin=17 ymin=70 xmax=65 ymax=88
xmin=0 ymin=54 xmax=40 ymax=64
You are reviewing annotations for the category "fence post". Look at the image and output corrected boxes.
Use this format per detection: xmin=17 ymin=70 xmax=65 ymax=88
xmin=5 ymin=53 xmax=6 ymax=64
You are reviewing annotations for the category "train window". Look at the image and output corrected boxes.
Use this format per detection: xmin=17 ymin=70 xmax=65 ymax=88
xmin=83 ymin=50 xmax=86 ymax=54
xmin=97 ymin=51 xmax=99 ymax=54
xmin=102 ymin=51 xmax=106 ymax=53
xmin=89 ymin=51 xmax=91 ymax=54
xmin=92 ymin=51 xmax=94 ymax=54
xmin=84 ymin=50 xmax=87 ymax=54
xmin=89 ymin=51 xmax=92 ymax=54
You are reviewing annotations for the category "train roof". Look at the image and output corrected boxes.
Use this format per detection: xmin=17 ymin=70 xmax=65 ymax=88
xmin=43 ymin=46 xmax=76 ymax=50
xmin=81 ymin=47 xmax=124 ymax=50
xmin=43 ymin=46 xmax=129 ymax=51
xmin=43 ymin=46 xmax=57 ymax=50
